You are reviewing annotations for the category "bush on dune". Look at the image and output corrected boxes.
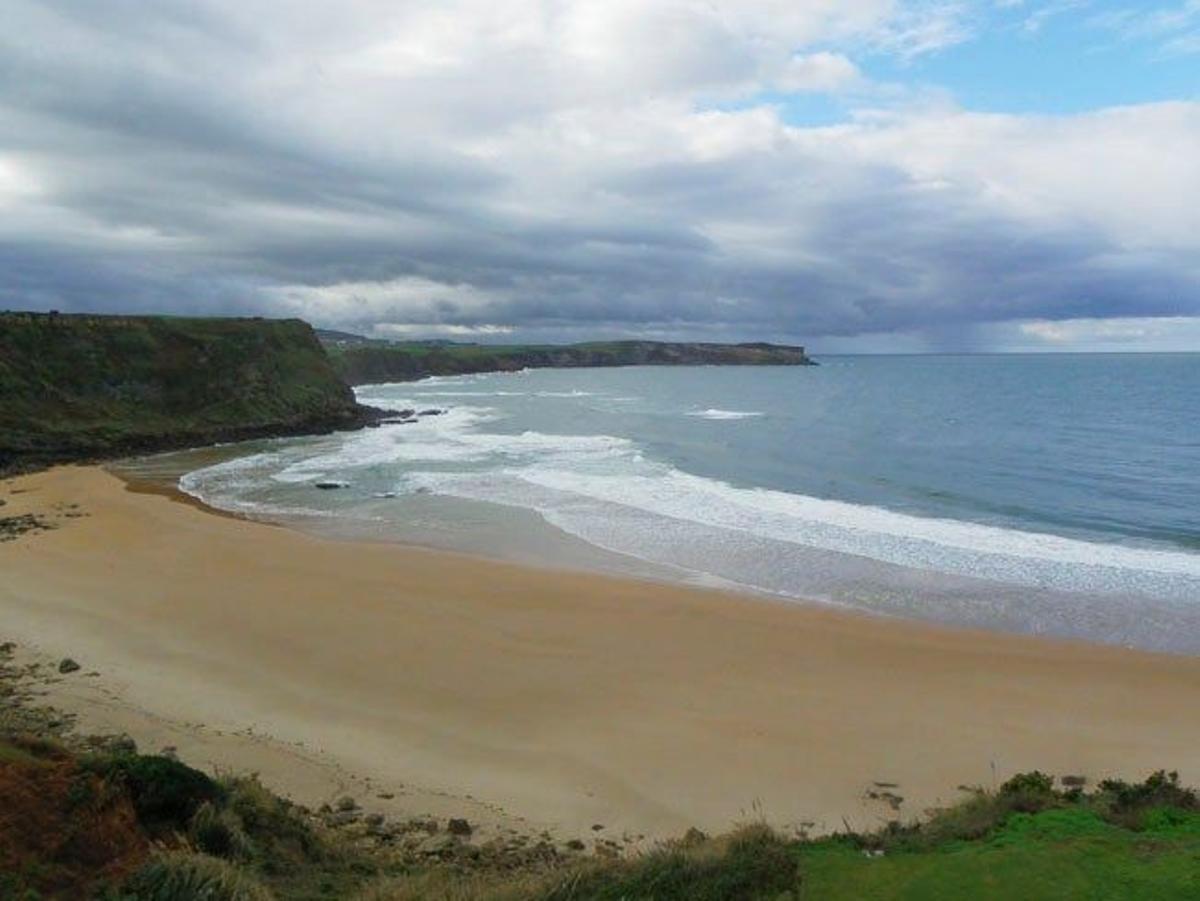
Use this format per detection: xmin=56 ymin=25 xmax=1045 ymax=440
xmin=1096 ymin=769 xmax=1198 ymax=828
xmin=353 ymin=870 xmax=562 ymax=901
xmin=219 ymin=774 xmax=325 ymax=868
xmin=123 ymin=851 xmax=275 ymax=901
xmin=862 ymin=771 xmax=1060 ymax=853
xmin=357 ymin=824 xmax=802 ymax=901
xmin=551 ymin=823 xmax=801 ymax=901
xmin=189 ymin=801 xmax=255 ymax=861
xmin=85 ymin=752 xmax=223 ymax=832
xmin=854 ymin=767 xmax=1200 ymax=865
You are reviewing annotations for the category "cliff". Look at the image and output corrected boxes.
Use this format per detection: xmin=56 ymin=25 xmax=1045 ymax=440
xmin=0 ymin=312 xmax=372 ymax=470
xmin=326 ymin=339 xmax=815 ymax=386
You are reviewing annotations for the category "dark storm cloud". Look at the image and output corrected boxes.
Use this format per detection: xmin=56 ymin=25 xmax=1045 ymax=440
xmin=1 ymin=1 xmax=1198 ymax=347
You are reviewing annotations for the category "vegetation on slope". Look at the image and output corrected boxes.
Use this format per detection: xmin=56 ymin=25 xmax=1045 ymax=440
xmin=0 ymin=312 xmax=373 ymax=471
xmin=4 ymin=736 xmax=1199 ymax=900
xmin=3 ymin=641 xmax=1198 ymax=900
xmin=325 ymin=339 xmax=814 ymax=386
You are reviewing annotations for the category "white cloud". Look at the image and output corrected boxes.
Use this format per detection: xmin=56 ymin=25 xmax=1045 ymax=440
xmin=1089 ymin=1 xmax=1200 ymax=56
xmin=0 ymin=0 xmax=1197 ymax=346
xmin=372 ymin=322 xmax=515 ymax=338
xmin=869 ymin=2 xmax=975 ymax=59
xmin=1017 ymin=316 xmax=1200 ymax=349
xmin=1019 ymin=1 xmax=1086 ymax=35
xmin=776 ymin=53 xmax=865 ymax=93
xmin=828 ymin=102 xmax=1200 ymax=250
xmin=270 ymin=277 xmax=505 ymax=329
xmin=0 ymin=155 xmax=44 ymax=203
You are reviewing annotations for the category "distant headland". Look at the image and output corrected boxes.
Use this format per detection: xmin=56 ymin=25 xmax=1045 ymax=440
xmin=317 ymin=328 xmax=814 ymax=385
xmin=0 ymin=311 xmax=812 ymax=471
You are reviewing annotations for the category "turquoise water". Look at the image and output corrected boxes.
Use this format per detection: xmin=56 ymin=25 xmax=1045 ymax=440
xmin=178 ymin=354 xmax=1200 ymax=652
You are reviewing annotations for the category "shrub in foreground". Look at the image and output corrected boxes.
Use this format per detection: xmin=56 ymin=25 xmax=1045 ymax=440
xmin=190 ymin=801 xmax=255 ymax=861
xmin=552 ymin=824 xmax=800 ymax=901
xmin=86 ymin=753 xmax=222 ymax=831
xmin=359 ymin=824 xmax=801 ymax=901
xmin=124 ymin=851 xmax=274 ymax=901
xmin=1097 ymin=769 xmax=1198 ymax=828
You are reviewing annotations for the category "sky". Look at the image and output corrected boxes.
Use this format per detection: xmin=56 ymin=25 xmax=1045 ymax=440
xmin=1 ymin=1 xmax=1198 ymax=352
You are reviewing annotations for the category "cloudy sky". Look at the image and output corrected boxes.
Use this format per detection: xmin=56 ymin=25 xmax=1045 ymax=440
xmin=2 ymin=1 xmax=1198 ymax=351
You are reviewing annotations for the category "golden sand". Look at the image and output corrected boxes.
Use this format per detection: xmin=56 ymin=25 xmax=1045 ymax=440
xmin=2 ymin=466 xmax=1198 ymax=841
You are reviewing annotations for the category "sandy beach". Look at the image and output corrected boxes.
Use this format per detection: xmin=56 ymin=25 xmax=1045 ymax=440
xmin=2 ymin=465 xmax=1199 ymax=844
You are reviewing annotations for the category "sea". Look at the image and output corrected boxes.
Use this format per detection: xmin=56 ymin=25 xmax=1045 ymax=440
xmin=161 ymin=354 xmax=1200 ymax=653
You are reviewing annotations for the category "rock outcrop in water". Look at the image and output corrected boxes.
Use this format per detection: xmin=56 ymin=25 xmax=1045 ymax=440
xmin=323 ymin=337 xmax=815 ymax=386
xmin=0 ymin=312 xmax=380 ymax=472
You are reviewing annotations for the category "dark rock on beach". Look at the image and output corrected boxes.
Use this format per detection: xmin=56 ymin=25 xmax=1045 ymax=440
xmin=417 ymin=832 xmax=460 ymax=856
xmin=0 ymin=513 xmax=55 ymax=542
xmin=327 ymin=809 xmax=362 ymax=827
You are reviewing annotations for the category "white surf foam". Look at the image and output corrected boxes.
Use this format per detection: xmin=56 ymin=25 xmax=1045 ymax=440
xmin=411 ymin=463 xmax=1200 ymax=603
xmin=367 ymin=399 xmax=1200 ymax=601
xmin=189 ymin=379 xmax=1200 ymax=607
xmin=687 ymin=408 xmax=764 ymax=420
xmin=178 ymin=452 xmax=329 ymax=518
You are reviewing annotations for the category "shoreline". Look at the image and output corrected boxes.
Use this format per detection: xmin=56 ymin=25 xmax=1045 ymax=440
xmin=120 ymin=464 xmax=1161 ymax=659
xmin=115 ymin=447 xmax=717 ymax=603
xmin=3 ymin=465 xmax=1200 ymax=843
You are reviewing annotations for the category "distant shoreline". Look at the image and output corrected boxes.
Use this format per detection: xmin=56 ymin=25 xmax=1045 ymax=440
xmin=322 ymin=336 xmax=815 ymax=385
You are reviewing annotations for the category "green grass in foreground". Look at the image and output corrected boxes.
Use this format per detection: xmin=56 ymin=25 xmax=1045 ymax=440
xmin=798 ymin=808 xmax=1200 ymax=900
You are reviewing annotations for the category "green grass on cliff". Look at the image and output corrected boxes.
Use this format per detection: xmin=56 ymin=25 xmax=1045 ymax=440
xmin=0 ymin=312 xmax=360 ymax=465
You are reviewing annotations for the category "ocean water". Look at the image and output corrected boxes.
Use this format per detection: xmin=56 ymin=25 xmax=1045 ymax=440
xmin=176 ymin=355 xmax=1200 ymax=653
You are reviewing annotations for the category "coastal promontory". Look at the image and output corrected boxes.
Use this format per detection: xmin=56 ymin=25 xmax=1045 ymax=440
xmin=0 ymin=312 xmax=371 ymax=471
xmin=322 ymin=335 xmax=815 ymax=385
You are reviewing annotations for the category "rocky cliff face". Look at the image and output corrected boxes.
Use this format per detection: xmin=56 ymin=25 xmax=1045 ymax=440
xmin=328 ymin=339 xmax=814 ymax=386
xmin=0 ymin=313 xmax=372 ymax=470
